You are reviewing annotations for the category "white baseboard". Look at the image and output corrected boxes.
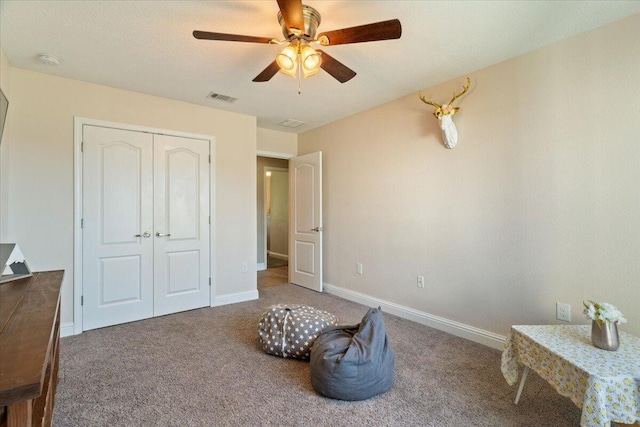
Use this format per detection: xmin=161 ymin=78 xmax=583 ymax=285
xmin=267 ymin=252 xmax=288 ymax=260
xmin=61 ymin=290 xmax=260 ymax=337
xmin=323 ymin=283 xmax=506 ymax=350
xmin=257 ymin=262 xmax=267 ymax=271
xmin=61 ymin=322 xmax=76 ymax=337
xmin=213 ymin=289 xmax=259 ymax=307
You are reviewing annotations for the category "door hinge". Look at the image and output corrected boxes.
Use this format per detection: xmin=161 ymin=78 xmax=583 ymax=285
xmin=81 ymin=142 xmax=84 ymax=153
xmin=209 ymin=216 xmax=211 ymax=225
xmin=208 ymin=154 xmax=211 ymax=164
xmin=209 ymin=278 xmax=211 ymax=287
xmin=81 ymin=295 xmax=84 ymax=306
xmin=81 ymin=218 xmax=84 ymax=229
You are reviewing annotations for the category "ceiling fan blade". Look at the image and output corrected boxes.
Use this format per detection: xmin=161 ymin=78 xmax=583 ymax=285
xmin=253 ymin=60 xmax=281 ymax=82
xmin=317 ymin=19 xmax=402 ymax=46
xmin=317 ymin=50 xmax=356 ymax=83
xmin=277 ymin=0 xmax=304 ymax=34
xmin=193 ymin=30 xmax=273 ymax=44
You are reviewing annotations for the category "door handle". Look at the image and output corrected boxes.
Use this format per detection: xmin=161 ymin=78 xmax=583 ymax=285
xmin=135 ymin=232 xmax=151 ymax=238
xmin=156 ymin=232 xmax=171 ymax=237
xmin=311 ymin=227 xmax=321 ymax=232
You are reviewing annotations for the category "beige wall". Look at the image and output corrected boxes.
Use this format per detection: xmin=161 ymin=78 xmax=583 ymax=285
xmin=0 ymin=46 xmax=10 ymax=240
xmin=0 ymin=48 xmax=9 ymax=96
xmin=4 ymin=68 xmax=257 ymax=326
xmin=269 ymin=170 xmax=289 ymax=257
xmin=256 ymin=156 xmax=288 ymax=265
xmin=299 ymin=15 xmax=640 ymax=338
xmin=257 ymin=127 xmax=297 ymax=156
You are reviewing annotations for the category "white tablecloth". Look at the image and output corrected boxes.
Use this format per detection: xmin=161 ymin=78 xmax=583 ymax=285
xmin=501 ymin=325 xmax=640 ymax=427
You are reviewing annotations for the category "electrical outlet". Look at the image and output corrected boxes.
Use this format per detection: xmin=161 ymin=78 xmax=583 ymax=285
xmin=417 ymin=276 xmax=425 ymax=288
xmin=356 ymin=263 xmax=363 ymax=274
xmin=556 ymin=302 xmax=571 ymax=322
xmin=241 ymin=262 xmax=248 ymax=273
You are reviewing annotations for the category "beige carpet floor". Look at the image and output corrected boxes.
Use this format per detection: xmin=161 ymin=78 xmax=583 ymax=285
xmin=266 ymin=255 xmax=288 ymax=269
xmin=54 ymin=283 xmax=581 ymax=426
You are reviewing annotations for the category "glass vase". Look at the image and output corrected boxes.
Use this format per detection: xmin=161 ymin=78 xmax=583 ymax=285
xmin=591 ymin=320 xmax=619 ymax=351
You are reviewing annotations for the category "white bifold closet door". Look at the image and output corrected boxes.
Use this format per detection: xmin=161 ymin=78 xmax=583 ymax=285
xmin=82 ymin=125 xmax=210 ymax=331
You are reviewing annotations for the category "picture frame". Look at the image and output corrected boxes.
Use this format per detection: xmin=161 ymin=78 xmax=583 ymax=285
xmin=0 ymin=243 xmax=33 ymax=284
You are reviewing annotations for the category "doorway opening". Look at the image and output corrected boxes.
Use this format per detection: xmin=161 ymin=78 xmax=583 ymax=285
xmin=265 ymin=167 xmax=289 ymax=268
xmin=257 ymin=156 xmax=289 ymax=288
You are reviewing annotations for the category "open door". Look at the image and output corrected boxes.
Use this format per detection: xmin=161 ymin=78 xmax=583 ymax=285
xmin=289 ymin=152 xmax=322 ymax=292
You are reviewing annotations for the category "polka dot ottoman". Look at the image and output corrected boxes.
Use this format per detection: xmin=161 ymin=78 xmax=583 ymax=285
xmin=258 ymin=304 xmax=338 ymax=359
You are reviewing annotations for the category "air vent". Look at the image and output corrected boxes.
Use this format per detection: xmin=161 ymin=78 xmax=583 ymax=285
xmin=278 ymin=119 xmax=306 ymax=128
xmin=206 ymin=92 xmax=238 ymax=103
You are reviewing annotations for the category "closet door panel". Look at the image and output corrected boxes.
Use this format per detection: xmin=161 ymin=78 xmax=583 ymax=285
xmin=153 ymin=134 xmax=210 ymax=316
xmin=82 ymin=125 xmax=154 ymax=330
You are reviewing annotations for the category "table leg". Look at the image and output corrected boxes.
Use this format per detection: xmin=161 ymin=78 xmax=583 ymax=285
xmin=514 ymin=366 xmax=530 ymax=404
xmin=7 ymin=399 xmax=33 ymax=426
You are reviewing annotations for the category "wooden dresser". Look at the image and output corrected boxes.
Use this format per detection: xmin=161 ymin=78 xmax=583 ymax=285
xmin=0 ymin=271 xmax=63 ymax=427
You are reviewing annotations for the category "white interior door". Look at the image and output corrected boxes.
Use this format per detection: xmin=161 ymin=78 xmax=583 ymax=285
xmin=153 ymin=134 xmax=210 ymax=316
xmin=82 ymin=126 xmax=154 ymax=330
xmin=289 ymin=151 xmax=322 ymax=292
xmin=83 ymin=126 xmax=210 ymax=330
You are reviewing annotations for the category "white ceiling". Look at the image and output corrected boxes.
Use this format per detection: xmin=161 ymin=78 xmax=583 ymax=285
xmin=1 ymin=1 xmax=639 ymax=133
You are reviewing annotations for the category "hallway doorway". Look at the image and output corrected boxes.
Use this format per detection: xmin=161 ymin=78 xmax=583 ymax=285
xmin=257 ymin=156 xmax=289 ymax=288
xmin=265 ymin=168 xmax=288 ymax=267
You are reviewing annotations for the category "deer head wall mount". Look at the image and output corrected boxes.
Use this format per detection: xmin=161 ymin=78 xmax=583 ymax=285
xmin=418 ymin=77 xmax=471 ymax=149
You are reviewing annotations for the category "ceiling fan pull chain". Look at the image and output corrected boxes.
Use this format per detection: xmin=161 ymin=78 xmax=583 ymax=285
xmin=297 ymin=51 xmax=302 ymax=94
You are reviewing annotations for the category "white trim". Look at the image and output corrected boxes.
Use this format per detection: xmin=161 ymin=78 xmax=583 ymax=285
xmin=267 ymin=251 xmax=288 ymax=260
xmin=213 ymin=290 xmax=259 ymax=307
xmin=323 ymin=283 xmax=506 ymax=350
xmin=73 ymin=116 xmax=216 ymax=334
xmin=61 ymin=322 xmax=76 ymax=338
xmin=257 ymin=262 xmax=267 ymax=271
xmin=257 ymin=150 xmax=294 ymax=159
xmin=209 ymin=139 xmax=217 ymax=308
xmin=74 ymin=117 xmax=215 ymax=141
xmin=73 ymin=118 xmax=83 ymax=335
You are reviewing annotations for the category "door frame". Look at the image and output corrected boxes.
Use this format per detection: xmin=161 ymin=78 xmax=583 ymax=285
xmin=262 ymin=166 xmax=289 ymax=270
xmin=256 ymin=150 xmax=293 ymax=272
xmin=73 ymin=117 xmax=216 ymax=335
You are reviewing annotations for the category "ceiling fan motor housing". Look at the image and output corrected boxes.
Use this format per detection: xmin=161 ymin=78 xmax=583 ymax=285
xmin=278 ymin=5 xmax=321 ymax=39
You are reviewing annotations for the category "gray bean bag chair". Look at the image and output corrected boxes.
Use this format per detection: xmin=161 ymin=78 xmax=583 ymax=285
xmin=310 ymin=307 xmax=395 ymax=401
xmin=258 ymin=304 xmax=338 ymax=359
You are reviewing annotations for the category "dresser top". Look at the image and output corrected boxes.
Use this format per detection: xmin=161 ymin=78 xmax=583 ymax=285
xmin=0 ymin=270 xmax=64 ymax=405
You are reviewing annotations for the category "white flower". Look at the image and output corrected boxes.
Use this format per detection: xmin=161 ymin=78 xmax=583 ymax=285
xmin=583 ymin=300 xmax=627 ymax=324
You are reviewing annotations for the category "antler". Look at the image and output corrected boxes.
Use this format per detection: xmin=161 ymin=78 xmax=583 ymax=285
xmin=447 ymin=77 xmax=471 ymax=106
xmin=418 ymin=91 xmax=441 ymax=109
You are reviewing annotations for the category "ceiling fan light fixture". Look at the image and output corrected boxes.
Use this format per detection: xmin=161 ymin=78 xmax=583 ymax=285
xmin=276 ymin=43 xmax=298 ymax=77
xmin=276 ymin=41 xmax=321 ymax=79
xmin=302 ymin=67 xmax=319 ymax=78
xmin=279 ymin=65 xmax=297 ymax=78
xmin=193 ymin=1 xmax=402 ymax=85
xmin=300 ymin=44 xmax=321 ymax=73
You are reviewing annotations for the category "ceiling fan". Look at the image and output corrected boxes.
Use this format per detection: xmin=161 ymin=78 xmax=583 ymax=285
xmin=193 ymin=0 xmax=402 ymax=87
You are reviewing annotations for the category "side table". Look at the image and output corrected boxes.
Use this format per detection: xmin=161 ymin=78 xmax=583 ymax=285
xmin=501 ymin=325 xmax=640 ymax=427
